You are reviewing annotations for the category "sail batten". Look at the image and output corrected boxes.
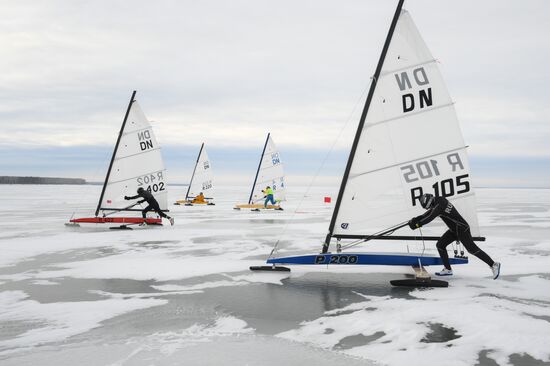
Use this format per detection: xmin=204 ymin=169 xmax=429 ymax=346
xmin=327 ymin=6 xmax=481 ymax=245
xmin=107 ymin=171 xmax=167 ymax=186
xmin=121 ymin=126 xmax=152 ymax=136
xmin=365 ymin=102 xmax=455 ymax=129
xmin=350 ymin=145 xmax=467 ymax=179
xmin=113 ymin=148 xmax=162 ymax=162
xmin=380 ymin=59 xmax=437 ymax=77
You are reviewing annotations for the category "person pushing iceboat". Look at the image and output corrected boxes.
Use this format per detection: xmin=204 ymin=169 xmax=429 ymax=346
xmin=234 ymin=133 xmax=285 ymax=211
xmin=125 ymin=187 xmax=174 ymax=226
xmin=67 ymin=90 xmax=172 ymax=229
xmin=251 ymin=1 xmax=498 ymax=287
xmin=262 ymin=186 xmax=277 ymax=208
xmin=409 ymin=193 xmax=500 ymax=279
xmin=192 ymin=192 xmax=206 ymax=204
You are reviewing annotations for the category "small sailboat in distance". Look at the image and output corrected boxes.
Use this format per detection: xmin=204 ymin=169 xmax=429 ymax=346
xmin=68 ymin=91 xmax=169 ymax=229
xmin=234 ymin=133 xmax=285 ymax=211
xmin=252 ymin=0 xmax=484 ymax=287
xmin=174 ymin=143 xmax=215 ymax=206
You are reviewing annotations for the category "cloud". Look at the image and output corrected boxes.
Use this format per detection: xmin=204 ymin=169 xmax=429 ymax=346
xmin=0 ymin=0 xmax=548 ymax=184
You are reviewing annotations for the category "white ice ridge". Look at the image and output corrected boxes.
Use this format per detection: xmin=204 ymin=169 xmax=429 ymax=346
xmin=134 ymin=316 xmax=255 ymax=357
xmin=0 ymin=230 xmax=271 ymax=283
xmin=0 ymin=291 xmax=167 ymax=354
xmin=151 ymin=272 xmax=288 ymax=292
xmin=32 ymin=249 xmax=261 ymax=282
xmin=92 ymin=275 xmax=287 ymax=300
xmin=277 ymin=275 xmax=550 ymax=366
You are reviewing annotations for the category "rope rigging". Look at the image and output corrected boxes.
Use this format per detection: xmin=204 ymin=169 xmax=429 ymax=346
xmin=339 ymin=220 xmax=410 ymax=251
xmin=267 ymin=80 xmax=372 ymax=259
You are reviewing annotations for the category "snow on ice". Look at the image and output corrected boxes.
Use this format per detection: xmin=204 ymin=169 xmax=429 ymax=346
xmin=0 ymin=185 xmax=549 ymax=365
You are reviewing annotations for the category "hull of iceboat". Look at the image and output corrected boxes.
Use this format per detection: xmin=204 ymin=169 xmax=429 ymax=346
xmin=69 ymin=217 xmax=162 ymax=225
xmin=174 ymin=200 xmax=214 ymax=206
xmin=267 ymin=252 xmax=468 ymax=267
xmin=234 ymin=203 xmax=282 ymax=210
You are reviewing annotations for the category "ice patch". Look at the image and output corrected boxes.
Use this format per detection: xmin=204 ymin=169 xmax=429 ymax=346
xmin=278 ymin=275 xmax=550 ymax=366
xmin=0 ymin=290 xmax=167 ymax=354
xmin=33 ymin=250 xmax=258 ymax=282
xmin=31 ymin=280 xmax=58 ymax=286
xmin=1 ymin=186 xmax=550 ymax=365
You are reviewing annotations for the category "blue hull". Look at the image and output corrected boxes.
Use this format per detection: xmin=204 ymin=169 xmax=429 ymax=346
xmin=266 ymin=252 xmax=468 ymax=266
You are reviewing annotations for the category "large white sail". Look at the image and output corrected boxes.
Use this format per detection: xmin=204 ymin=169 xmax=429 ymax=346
xmin=98 ymin=100 xmax=168 ymax=213
xmin=249 ymin=134 xmax=286 ymax=204
xmin=186 ymin=144 xmax=214 ymax=200
xmin=332 ymin=10 xmax=480 ymax=238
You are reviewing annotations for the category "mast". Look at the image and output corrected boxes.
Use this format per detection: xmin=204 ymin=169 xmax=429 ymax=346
xmin=248 ymin=133 xmax=270 ymax=204
xmin=185 ymin=142 xmax=204 ymax=200
xmin=323 ymin=0 xmax=405 ymax=252
xmin=95 ymin=90 xmax=137 ymax=217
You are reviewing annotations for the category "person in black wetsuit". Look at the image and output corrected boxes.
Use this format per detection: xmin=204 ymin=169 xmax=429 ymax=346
xmin=409 ymin=193 xmax=500 ymax=279
xmin=125 ymin=187 xmax=174 ymax=226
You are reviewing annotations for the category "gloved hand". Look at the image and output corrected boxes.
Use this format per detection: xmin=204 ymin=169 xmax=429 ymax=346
xmin=408 ymin=218 xmax=420 ymax=230
xmin=124 ymin=196 xmax=130 ymax=200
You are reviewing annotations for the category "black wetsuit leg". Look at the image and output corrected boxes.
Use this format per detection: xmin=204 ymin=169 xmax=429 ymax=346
xmin=142 ymin=204 xmax=154 ymax=219
xmin=150 ymin=202 xmax=168 ymax=219
xmin=436 ymin=230 xmax=458 ymax=270
xmin=457 ymin=229 xmax=494 ymax=267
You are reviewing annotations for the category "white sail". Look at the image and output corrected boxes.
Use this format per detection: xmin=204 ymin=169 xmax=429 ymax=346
xmin=99 ymin=100 xmax=168 ymax=212
xmin=250 ymin=134 xmax=286 ymax=204
xmin=186 ymin=144 xmax=214 ymax=200
xmin=333 ymin=10 xmax=480 ymax=238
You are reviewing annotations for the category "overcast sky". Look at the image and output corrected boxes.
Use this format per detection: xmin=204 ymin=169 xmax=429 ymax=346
xmin=0 ymin=0 xmax=549 ymax=186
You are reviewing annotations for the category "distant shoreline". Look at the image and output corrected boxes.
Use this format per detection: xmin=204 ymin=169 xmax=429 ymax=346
xmin=0 ymin=177 xmax=190 ymax=186
xmin=0 ymin=176 xmax=546 ymax=189
xmin=0 ymin=176 xmax=85 ymax=185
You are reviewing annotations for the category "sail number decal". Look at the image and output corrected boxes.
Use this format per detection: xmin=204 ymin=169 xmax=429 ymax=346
xmin=136 ymin=171 xmax=166 ymax=193
xmin=271 ymin=177 xmax=284 ymax=191
xmin=315 ymin=255 xmax=358 ymax=265
xmin=400 ymin=152 xmax=470 ymax=206
xmin=202 ymin=180 xmax=212 ymax=190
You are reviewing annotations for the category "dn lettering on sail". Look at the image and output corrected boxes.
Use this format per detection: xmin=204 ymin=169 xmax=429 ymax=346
xmin=137 ymin=129 xmax=154 ymax=151
xmin=271 ymin=153 xmax=281 ymax=165
xmin=395 ymin=67 xmax=432 ymax=113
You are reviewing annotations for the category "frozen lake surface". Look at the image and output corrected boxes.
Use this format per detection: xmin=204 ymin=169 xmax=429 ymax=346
xmin=0 ymin=185 xmax=549 ymax=365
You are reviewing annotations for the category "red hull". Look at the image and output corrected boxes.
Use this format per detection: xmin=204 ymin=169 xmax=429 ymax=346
xmin=70 ymin=217 xmax=162 ymax=224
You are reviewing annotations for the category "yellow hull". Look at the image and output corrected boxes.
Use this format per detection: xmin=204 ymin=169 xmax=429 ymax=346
xmin=234 ymin=203 xmax=282 ymax=210
xmin=174 ymin=200 xmax=214 ymax=206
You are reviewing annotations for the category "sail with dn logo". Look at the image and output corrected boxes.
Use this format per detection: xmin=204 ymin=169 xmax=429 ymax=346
xmin=253 ymin=1 xmax=484 ymax=285
xmin=234 ymin=133 xmax=286 ymax=210
xmin=330 ymin=8 xmax=480 ymax=240
xmin=68 ymin=91 xmax=169 ymax=227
